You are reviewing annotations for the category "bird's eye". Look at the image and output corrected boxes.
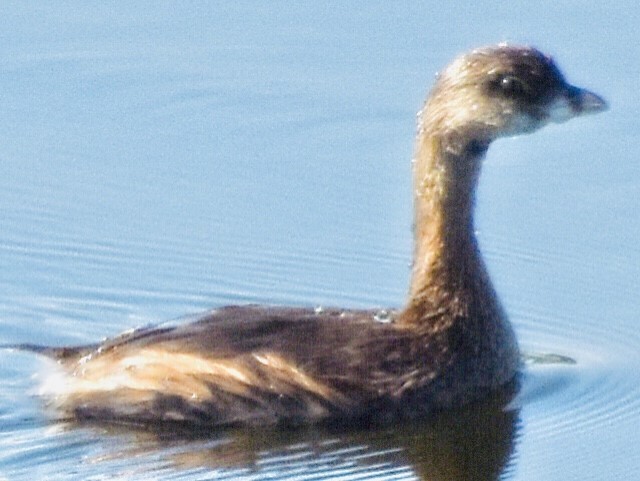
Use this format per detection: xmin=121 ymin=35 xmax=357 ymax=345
xmin=489 ymin=74 xmax=531 ymax=99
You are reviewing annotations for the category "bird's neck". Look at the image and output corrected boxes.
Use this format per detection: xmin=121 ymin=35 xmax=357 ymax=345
xmin=400 ymin=127 xmax=496 ymax=327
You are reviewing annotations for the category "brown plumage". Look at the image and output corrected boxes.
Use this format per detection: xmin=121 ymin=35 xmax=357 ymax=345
xmin=27 ymin=44 xmax=607 ymax=427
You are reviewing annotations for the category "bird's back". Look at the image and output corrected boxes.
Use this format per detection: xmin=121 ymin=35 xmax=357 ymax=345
xmin=37 ymin=306 xmax=452 ymax=427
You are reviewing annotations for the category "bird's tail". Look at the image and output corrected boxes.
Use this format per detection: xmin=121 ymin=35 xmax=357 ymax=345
xmin=1 ymin=343 xmax=88 ymax=360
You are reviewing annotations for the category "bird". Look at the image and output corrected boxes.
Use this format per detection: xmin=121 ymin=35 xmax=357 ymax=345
xmin=19 ymin=44 xmax=607 ymax=428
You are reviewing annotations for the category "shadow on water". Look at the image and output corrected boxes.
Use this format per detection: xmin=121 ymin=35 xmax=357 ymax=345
xmin=65 ymin=384 xmax=519 ymax=480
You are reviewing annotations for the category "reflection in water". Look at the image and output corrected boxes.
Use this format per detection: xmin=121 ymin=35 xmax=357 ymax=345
xmin=401 ymin=389 xmax=518 ymax=481
xmin=72 ymin=384 xmax=519 ymax=480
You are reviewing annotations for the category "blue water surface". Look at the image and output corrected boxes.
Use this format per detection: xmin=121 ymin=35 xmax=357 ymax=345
xmin=0 ymin=2 xmax=638 ymax=480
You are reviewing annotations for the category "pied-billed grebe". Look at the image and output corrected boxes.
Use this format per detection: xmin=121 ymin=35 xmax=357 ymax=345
xmin=25 ymin=45 xmax=606 ymax=427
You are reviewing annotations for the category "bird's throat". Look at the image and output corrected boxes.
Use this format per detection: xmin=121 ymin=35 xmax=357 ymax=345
xmin=401 ymin=132 xmax=489 ymax=326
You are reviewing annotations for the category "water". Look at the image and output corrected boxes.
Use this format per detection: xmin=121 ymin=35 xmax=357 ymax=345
xmin=1 ymin=2 xmax=639 ymax=480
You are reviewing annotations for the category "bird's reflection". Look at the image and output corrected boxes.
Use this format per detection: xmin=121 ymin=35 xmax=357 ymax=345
xmin=71 ymin=382 xmax=519 ymax=481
